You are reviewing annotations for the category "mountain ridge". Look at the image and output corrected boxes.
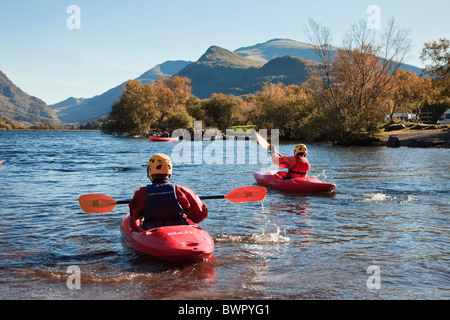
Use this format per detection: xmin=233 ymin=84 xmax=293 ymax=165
xmin=2 ymin=38 xmax=423 ymax=125
xmin=0 ymin=71 xmax=64 ymax=127
xmin=176 ymin=46 xmax=263 ymax=98
xmin=51 ymin=60 xmax=191 ymax=123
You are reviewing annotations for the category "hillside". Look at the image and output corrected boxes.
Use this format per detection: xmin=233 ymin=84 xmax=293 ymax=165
xmin=177 ymin=46 xmax=262 ymax=99
xmin=52 ymin=60 xmax=190 ymax=123
xmin=0 ymin=71 xmax=63 ymax=127
xmin=229 ymin=55 xmax=321 ymax=96
xmin=176 ymin=46 xmax=321 ymax=98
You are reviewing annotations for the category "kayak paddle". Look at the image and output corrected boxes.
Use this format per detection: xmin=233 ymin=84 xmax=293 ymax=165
xmin=253 ymin=132 xmax=271 ymax=150
xmin=79 ymin=186 xmax=267 ymax=214
xmin=254 ymin=132 xmax=281 ymax=156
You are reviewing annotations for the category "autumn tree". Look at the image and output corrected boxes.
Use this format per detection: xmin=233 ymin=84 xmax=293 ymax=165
xmin=421 ymin=38 xmax=450 ymax=98
xmin=102 ymin=76 xmax=192 ymax=135
xmin=0 ymin=114 xmax=23 ymax=130
xmin=102 ymin=80 xmax=151 ymax=135
xmin=254 ymin=83 xmax=312 ymax=140
xmin=390 ymin=70 xmax=433 ymax=122
xmin=420 ymin=38 xmax=450 ymax=122
xmin=240 ymin=96 xmax=258 ymax=125
xmin=147 ymin=76 xmax=192 ymax=131
xmin=305 ymin=18 xmax=412 ymax=144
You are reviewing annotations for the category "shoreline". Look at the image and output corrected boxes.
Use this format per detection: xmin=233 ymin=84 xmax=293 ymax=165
xmin=3 ymin=127 xmax=450 ymax=148
xmin=379 ymin=128 xmax=450 ymax=148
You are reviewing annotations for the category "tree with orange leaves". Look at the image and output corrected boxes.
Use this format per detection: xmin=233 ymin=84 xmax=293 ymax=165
xmin=102 ymin=76 xmax=192 ymax=135
xmin=305 ymin=18 xmax=412 ymax=145
xmin=146 ymin=75 xmax=192 ymax=131
xmin=390 ymin=70 xmax=434 ymax=122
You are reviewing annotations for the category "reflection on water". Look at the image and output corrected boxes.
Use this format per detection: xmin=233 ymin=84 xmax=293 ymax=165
xmin=0 ymin=131 xmax=449 ymax=299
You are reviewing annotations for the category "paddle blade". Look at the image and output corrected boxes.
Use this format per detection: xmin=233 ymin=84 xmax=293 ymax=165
xmin=224 ymin=186 xmax=267 ymax=203
xmin=78 ymin=194 xmax=118 ymax=213
xmin=254 ymin=132 xmax=270 ymax=150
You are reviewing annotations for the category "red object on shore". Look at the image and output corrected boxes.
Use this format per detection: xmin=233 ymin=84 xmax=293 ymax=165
xmin=149 ymin=136 xmax=179 ymax=142
xmin=253 ymin=171 xmax=336 ymax=193
xmin=120 ymin=213 xmax=214 ymax=262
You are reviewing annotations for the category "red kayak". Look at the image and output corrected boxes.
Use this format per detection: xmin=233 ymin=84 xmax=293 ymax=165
xmin=149 ymin=136 xmax=179 ymax=142
xmin=120 ymin=213 xmax=214 ymax=262
xmin=254 ymin=171 xmax=336 ymax=193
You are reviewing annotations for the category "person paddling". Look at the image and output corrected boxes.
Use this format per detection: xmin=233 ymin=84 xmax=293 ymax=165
xmin=129 ymin=153 xmax=208 ymax=230
xmin=268 ymin=144 xmax=311 ymax=179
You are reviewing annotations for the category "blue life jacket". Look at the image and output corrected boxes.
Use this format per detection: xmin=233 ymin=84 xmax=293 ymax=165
xmin=142 ymin=183 xmax=187 ymax=230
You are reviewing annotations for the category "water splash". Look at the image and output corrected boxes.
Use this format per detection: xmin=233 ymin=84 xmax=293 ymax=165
xmin=215 ymin=221 xmax=290 ymax=245
xmin=362 ymin=193 xmax=392 ymax=202
xmin=360 ymin=193 xmax=416 ymax=203
xmin=313 ymin=170 xmax=328 ymax=181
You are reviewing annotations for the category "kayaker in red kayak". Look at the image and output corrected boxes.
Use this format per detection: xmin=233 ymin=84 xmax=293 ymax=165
xmin=129 ymin=153 xmax=208 ymax=230
xmin=268 ymin=144 xmax=311 ymax=179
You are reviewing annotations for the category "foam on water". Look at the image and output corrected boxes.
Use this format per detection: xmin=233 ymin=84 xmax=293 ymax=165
xmin=215 ymin=222 xmax=290 ymax=244
xmin=359 ymin=192 xmax=416 ymax=203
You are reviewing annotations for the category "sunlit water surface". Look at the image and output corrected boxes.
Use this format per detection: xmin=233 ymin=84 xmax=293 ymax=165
xmin=0 ymin=131 xmax=448 ymax=300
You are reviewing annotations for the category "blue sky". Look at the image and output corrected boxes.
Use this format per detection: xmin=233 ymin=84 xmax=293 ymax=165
xmin=1 ymin=0 xmax=449 ymax=105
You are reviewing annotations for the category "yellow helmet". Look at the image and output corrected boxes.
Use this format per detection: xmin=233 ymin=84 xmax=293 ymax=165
xmin=147 ymin=153 xmax=173 ymax=178
xmin=294 ymin=144 xmax=307 ymax=156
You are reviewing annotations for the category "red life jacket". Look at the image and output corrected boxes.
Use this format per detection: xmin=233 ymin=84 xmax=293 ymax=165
xmin=287 ymin=155 xmax=311 ymax=178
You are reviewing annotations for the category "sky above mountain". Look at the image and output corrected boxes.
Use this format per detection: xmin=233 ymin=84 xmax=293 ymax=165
xmin=1 ymin=0 xmax=449 ymax=105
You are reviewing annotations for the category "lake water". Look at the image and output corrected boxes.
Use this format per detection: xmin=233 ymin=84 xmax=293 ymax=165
xmin=0 ymin=131 xmax=448 ymax=300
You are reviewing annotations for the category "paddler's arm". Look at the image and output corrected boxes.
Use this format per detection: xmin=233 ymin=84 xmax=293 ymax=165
xmin=129 ymin=187 xmax=147 ymax=218
xmin=268 ymin=144 xmax=282 ymax=166
xmin=175 ymin=185 xmax=208 ymax=223
xmin=268 ymin=145 xmax=296 ymax=169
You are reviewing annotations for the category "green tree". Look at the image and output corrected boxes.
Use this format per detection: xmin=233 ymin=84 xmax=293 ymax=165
xmin=202 ymin=93 xmax=242 ymax=130
xmin=165 ymin=110 xmax=195 ymax=133
xmin=185 ymin=94 xmax=205 ymax=120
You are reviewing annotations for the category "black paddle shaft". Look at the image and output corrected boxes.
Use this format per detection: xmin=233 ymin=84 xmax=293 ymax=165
xmin=115 ymin=195 xmax=224 ymax=204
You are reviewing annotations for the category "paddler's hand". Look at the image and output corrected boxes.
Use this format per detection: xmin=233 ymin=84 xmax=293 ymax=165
xmin=268 ymin=144 xmax=281 ymax=156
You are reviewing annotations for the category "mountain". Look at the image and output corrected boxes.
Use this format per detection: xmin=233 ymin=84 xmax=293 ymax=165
xmin=176 ymin=46 xmax=319 ymax=98
xmin=234 ymin=38 xmax=323 ymax=64
xmin=228 ymin=55 xmax=321 ymax=96
xmin=50 ymin=97 xmax=87 ymax=114
xmin=51 ymin=60 xmax=190 ymax=123
xmin=0 ymin=71 xmax=63 ymax=127
xmin=235 ymin=38 xmax=422 ymax=75
xmin=177 ymin=46 xmax=262 ymax=98
xmin=50 ymin=38 xmax=424 ymax=124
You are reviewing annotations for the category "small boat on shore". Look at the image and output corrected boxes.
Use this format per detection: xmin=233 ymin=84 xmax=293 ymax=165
xmin=149 ymin=136 xmax=180 ymax=142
